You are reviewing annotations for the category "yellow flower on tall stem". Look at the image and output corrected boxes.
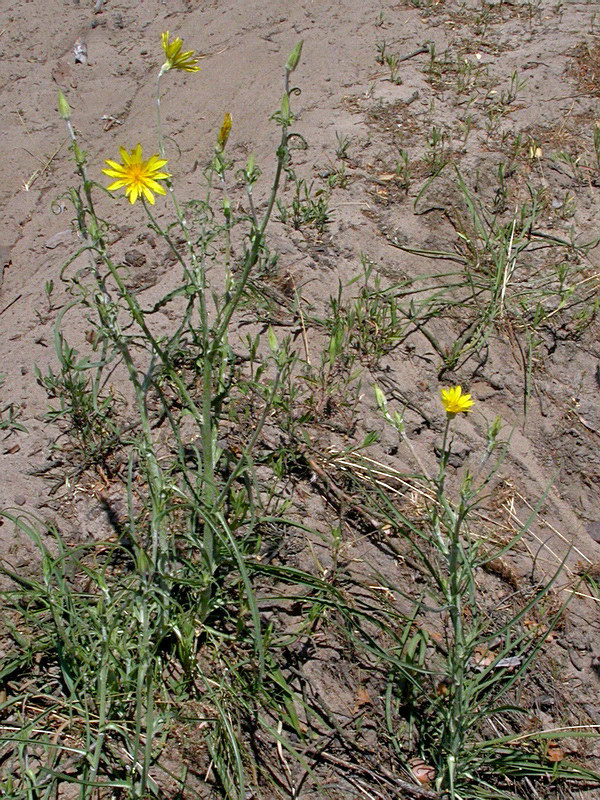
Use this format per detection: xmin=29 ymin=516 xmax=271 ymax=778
xmin=102 ymin=145 xmax=170 ymax=205
xmin=160 ymin=31 xmax=201 ymax=73
xmin=440 ymin=385 xmax=474 ymax=417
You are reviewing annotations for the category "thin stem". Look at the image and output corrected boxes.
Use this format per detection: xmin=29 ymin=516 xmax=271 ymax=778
xmin=152 ymin=76 xmax=218 ymax=574
xmin=258 ymin=70 xmax=292 ymax=236
xmin=156 ymin=71 xmax=166 ymax=159
xmin=436 ymin=415 xmax=469 ymax=796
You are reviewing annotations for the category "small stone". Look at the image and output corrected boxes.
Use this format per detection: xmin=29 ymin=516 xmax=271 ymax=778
xmin=474 ymin=383 xmax=495 ymax=401
xmin=569 ymin=649 xmax=584 ymax=671
xmin=73 ymin=38 xmax=88 ymax=64
xmin=434 ymin=441 xmax=470 ymax=468
xmin=45 ymin=230 xmax=72 ymax=249
xmin=0 ymin=244 xmax=13 ymax=268
xmin=536 ymin=695 xmax=555 ymax=711
xmin=586 ymin=521 xmax=600 ymax=543
xmin=124 ymin=250 xmax=146 ymax=269
xmin=14 ymin=495 xmax=26 ymax=506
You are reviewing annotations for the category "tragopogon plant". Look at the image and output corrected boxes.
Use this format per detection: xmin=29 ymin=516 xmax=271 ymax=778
xmin=0 ymin=36 xmax=306 ymax=800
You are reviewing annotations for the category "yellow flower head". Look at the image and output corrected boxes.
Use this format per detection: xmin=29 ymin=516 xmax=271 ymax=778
xmin=217 ymin=112 xmax=232 ymax=150
xmin=160 ymin=31 xmax=201 ymax=73
xmin=102 ymin=144 xmax=170 ymax=204
xmin=440 ymin=386 xmax=474 ymax=417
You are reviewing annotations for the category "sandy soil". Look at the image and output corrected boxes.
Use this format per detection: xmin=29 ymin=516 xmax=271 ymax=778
xmin=1 ymin=0 xmax=599 ymax=796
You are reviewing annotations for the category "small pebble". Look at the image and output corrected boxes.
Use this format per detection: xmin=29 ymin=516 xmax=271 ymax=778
xmin=586 ymin=521 xmax=600 ymax=543
xmin=536 ymin=694 xmax=555 ymax=711
xmin=124 ymin=249 xmax=146 ymax=269
xmin=568 ymin=649 xmax=584 ymax=671
xmin=45 ymin=230 xmax=71 ymax=249
xmin=488 ymin=372 xmax=504 ymax=390
xmin=73 ymin=38 xmax=88 ymax=65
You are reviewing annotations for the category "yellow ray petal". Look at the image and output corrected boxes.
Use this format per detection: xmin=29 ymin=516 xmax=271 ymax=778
xmin=142 ymin=177 xmax=167 ymax=194
xmin=106 ymin=178 xmax=130 ymax=190
xmin=146 ymin=156 xmax=169 ymax=171
xmin=119 ymin=146 xmax=132 ymax=166
xmin=141 ymin=184 xmax=156 ymax=204
xmin=102 ymin=167 xmax=127 ymax=179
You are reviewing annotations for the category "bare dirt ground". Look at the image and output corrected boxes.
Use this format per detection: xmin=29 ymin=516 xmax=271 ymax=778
xmin=1 ymin=0 xmax=600 ymax=798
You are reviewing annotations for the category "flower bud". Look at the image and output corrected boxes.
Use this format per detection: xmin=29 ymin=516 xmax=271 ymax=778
xmin=217 ymin=112 xmax=232 ymax=149
xmin=285 ymin=41 xmax=303 ymax=73
xmin=57 ymin=90 xmax=71 ymax=120
xmin=267 ymin=326 xmax=278 ymax=353
xmin=279 ymin=92 xmax=290 ymax=122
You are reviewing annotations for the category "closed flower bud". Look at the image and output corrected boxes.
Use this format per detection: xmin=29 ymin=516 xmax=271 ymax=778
xmin=217 ymin=113 xmax=232 ymax=150
xmin=285 ymin=40 xmax=303 ymax=73
xmin=57 ymin=90 xmax=71 ymax=120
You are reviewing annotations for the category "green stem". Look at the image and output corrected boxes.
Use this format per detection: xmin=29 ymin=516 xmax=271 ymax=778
xmin=152 ymin=78 xmax=218 ymax=573
xmin=156 ymin=71 xmax=166 ymax=159
xmin=437 ymin=414 xmax=467 ymax=795
xmin=212 ymin=77 xmax=294 ymax=347
xmin=258 ymin=70 xmax=292 ymax=237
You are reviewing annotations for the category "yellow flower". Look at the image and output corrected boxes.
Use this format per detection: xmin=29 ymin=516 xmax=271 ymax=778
xmin=160 ymin=31 xmax=201 ymax=73
xmin=217 ymin=113 xmax=232 ymax=150
xmin=102 ymin=144 xmax=170 ymax=204
xmin=440 ymin=386 xmax=474 ymax=416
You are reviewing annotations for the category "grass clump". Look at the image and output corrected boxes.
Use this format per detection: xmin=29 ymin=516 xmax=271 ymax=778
xmin=384 ymin=167 xmax=600 ymax=391
xmin=570 ymin=40 xmax=600 ymax=97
